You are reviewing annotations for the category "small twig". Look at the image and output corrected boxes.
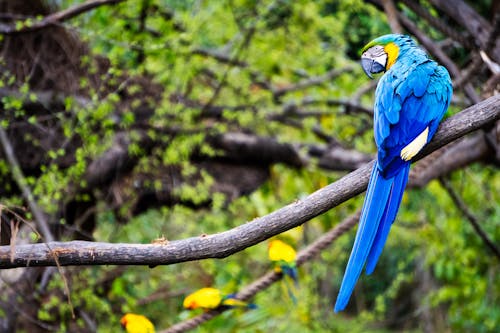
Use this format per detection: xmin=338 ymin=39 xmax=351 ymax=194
xmin=311 ymin=124 xmax=337 ymax=144
xmin=0 ymin=272 xmax=60 ymax=332
xmin=439 ymin=177 xmax=500 ymax=260
xmin=351 ymin=80 xmax=378 ymax=103
xmin=191 ymin=48 xmax=249 ymax=67
xmin=9 ymin=219 xmax=19 ymax=263
xmin=485 ymin=12 xmax=500 ymax=53
xmin=479 ymin=51 xmax=500 ymax=75
xmin=273 ymin=66 xmax=355 ymax=98
xmin=483 ymin=74 xmax=500 ymax=98
xmin=137 ymin=287 xmax=189 ymax=306
xmin=300 ymin=98 xmax=373 ymax=116
xmin=453 ymin=55 xmax=484 ymax=89
xmin=200 ymin=24 xmax=256 ymax=114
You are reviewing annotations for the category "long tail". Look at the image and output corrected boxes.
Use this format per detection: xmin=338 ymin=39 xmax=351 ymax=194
xmin=222 ymin=295 xmax=257 ymax=309
xmin=282 ymin=265 xmax=298 ymax=285
xmin=365 ymin=164 xmax=409 ymax=274
xmin=334 ymin=162 xmax=410 ymax=312
xmin=282 ymin=265 xmax=299 ymax=303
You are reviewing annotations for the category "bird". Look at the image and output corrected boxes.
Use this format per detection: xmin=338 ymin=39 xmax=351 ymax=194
xmin=334 ymin=34 xmax=452 ymax=312
xmin=120 ymin=313 xmax=155 ymax=333
xmin=268 ymin=239 xmax=298 ymax=282
xmin=268 ymin=239 xmax=299 ymax=302
xmin=183 ymin=287 xmax=256 ymax=310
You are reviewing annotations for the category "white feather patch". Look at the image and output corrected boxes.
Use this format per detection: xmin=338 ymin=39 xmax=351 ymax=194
xmin=400 ymin=127 xmax=429 ymax=161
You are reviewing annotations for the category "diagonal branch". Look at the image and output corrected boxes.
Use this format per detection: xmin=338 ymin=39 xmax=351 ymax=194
xmin=0 ymin=128 xmax=54 ymax=243
xmin=439 ymin=177 xmax=500 ymax=260
xmin=381 ymin=0 xmax=403 ymax=33
xmin=0 ymin=94 xmax=498 ymax=269
xmin=0 ymin=128 xmax=75 ymax=316
xmin=0 ymin=0 xmax=127 ymax=35
xmin=428 ymin=0 xmax=500 ymax=63
xmin=399 ymin=0 xmax=474 ymax=49
xmin=410 ymin=132 xmax=494 ymax=188
xmin=273 ymin=66 xmax=355 ymax=98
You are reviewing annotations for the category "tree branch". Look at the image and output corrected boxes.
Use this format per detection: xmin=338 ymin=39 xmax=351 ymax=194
xmin=429 ymin=0 xmax=500 ymax=63
xmin=0 ymin=0 xmax=126 ymax=35
xmin=439 ymin=177 xmax=500 ymax=260
xmin=300 ymin=98 xmax=373 ymax=116
xmin=0 ymin=128 xmax=54 ymax=243
xmin=0 ymin=95 xmax=497 ymax=268
xmin=273 ymin=66 xmax=355 ymax=98
xmin=399 ymin=0 xmax=474 ymax=50
xmin=191 ymin=48 xmax=249 ymax=67
xmin=381 ymin=0 xmax=403 ymax=33
xmin=410 ymin=133 xmax=493 ymax=188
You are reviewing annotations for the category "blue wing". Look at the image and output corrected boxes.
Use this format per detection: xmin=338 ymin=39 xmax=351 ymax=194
xmin=334 ymin=58 xmax=451 ymax=312
xmin=375 ymin=60 xmax=451 ymax=177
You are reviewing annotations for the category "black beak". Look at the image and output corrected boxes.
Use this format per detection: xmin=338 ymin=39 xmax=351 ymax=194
xmin=361 ymin=57 xmax=385 ymax=79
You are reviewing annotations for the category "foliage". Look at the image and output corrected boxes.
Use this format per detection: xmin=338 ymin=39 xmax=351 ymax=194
xmin=0 ymin=0 xmax=498 ymax=332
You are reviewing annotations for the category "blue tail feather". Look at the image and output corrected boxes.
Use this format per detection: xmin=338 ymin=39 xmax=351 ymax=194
xmin=281 ymin=270 xmax=298 ymax=304
xmin=334 ymin=163 xmax=411 ymax=312
xmin=334 ymin=164 xmax=392 ymax=312
xmin=282 ymin=265 xmax=299 ymax=285
xmin=365 ymin=163 xmax=410 ymax=274
xmin=223 ymin=294 xmax=258 ymax=309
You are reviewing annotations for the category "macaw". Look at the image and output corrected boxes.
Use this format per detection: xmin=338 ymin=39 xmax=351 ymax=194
xmin=183 ymin=287 xmax=256 ymax=310
xmin=268 ymin=239 xmax=298 ymax=302
xmin=120 ymin=313 xmax=155 ymax=333
xmin=268 ymin=239 xmax=298 ymax=282
xmin=334 ymin=34 xmax=452 ymax=312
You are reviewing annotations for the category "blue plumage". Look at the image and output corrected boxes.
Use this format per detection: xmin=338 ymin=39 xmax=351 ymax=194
xmin=365 ymin=163 xmax=409 ymax=274
xmin=334 ymin=34 xmax=452 ymax=312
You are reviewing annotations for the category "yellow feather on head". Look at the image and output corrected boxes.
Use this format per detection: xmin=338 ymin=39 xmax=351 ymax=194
xmin=183 ymin=287 xmax=223 ymax=310
xmin=384 ymin=42 xmax=399 ymax=70
xmin=120 ymin=313 xmax=155 ymax=333
xmin=268 ymin=239 xmax=297 ymax=263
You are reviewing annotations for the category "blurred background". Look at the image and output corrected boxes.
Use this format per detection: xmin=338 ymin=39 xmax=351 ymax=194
xmin=0 ymin=0 xmax=498 ymax=332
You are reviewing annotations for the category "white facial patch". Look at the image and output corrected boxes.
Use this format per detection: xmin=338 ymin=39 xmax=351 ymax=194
xmin=400 ymin=127 xmax=429 ymax=161
xmin=373 ymin=53 xmax=387 ymax=68
xmin=364 ymin=45 xmax=387 ymax=68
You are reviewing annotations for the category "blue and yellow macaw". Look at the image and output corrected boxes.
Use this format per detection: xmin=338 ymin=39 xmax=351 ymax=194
xmin=334 ymin=34 xmax=452 ymax=312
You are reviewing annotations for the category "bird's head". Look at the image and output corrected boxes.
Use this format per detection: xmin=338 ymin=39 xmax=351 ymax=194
xmin=268 ymin=239 xmax=279 ymax=249
xmin=183 ymin=295 xmax=198 ymax=310
xmin=120 ymin=314 xmax=130 ymax=329
xmin=360 ymin=34 xmax=413 ymax=79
